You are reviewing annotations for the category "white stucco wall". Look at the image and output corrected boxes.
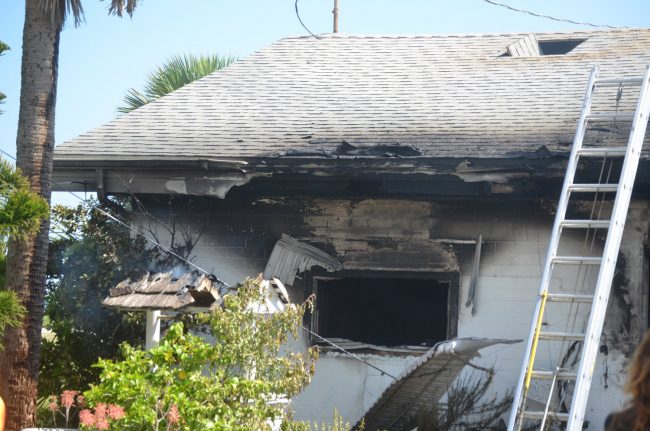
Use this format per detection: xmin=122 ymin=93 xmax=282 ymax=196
xmin=291 ymin=215 xmax=624 ymax=428
xmin=136 ymin=196 xmax=647 ymax=429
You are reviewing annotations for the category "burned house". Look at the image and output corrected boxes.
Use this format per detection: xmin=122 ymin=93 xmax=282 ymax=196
xmin=53 ymin=29 xmax=650 ymax=428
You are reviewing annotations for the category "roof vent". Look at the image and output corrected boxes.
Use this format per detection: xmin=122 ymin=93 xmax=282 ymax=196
xmin=504 ymin=34 xmax=586 ymax=57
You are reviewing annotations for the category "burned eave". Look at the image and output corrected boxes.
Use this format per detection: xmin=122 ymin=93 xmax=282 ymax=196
xmin=53 ymin=154 xmax=650 ymax=199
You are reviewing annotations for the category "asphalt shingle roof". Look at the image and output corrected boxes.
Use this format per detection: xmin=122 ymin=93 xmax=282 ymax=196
xmin=54 ymin=29 xmax=650 ymax=162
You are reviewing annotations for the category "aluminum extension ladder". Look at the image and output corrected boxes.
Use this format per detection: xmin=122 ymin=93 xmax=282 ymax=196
xmin=507 ymin=65 xmax=650 ymax=431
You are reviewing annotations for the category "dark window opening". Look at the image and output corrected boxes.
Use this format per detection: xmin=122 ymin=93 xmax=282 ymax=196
xmin=538 ymin=39 xmax=586 ymax=55
xmin=501 ymin=38 xmax=586 ymax=57
xmin=315 ymin=277 xmax=448 ymax=346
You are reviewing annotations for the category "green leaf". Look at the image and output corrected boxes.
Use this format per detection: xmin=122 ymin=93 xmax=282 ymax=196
xmin=83 ymin=278 xmax=318 ymax=430
xmin=0 ymin=291 xmax=26 ymax=350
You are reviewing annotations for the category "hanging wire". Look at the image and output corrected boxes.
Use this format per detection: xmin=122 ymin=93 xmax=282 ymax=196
xmin=0 ymin=148 xmax=407 ymax=379
xmin=294 ymin=0 xmax=322 ymax=39
xmin=481 ymin=0 xmax=628 ymax=29
xmin=303 ymin=326 xmax=398 ymax=380
xmin=0 ymin=148 xmax=229 ymax=287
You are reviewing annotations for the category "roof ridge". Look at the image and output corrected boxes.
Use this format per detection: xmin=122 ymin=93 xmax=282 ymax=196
xmin=279 ymin=28 xmax=648 ymax=41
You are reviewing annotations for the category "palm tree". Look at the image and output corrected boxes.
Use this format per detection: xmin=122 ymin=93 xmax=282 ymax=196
xmin=0 ymin=157 xmax=48 ymax=431
xmin=0 ymin=2 xmax=138 ymax=429
xmin=118 ymin=54 xmax=236 ymax=113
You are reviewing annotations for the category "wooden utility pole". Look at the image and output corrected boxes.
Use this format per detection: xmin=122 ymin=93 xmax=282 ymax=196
xmin=333 ymin=0 xmax=339 ymax=33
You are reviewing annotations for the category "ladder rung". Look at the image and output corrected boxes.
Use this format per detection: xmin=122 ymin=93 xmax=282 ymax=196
xmin=511 ymin=67 xmax=650 ymax=430
xmin=546 ymin=293 xmax=594 ymax=303
xmin=586 ymin=112 xmax=635 ymax=122
xmin=538 ymin=331 xmax=585 ymax=341
xmin=530 ymin=370 xmax=578 ymax=380
xmin=560 ymin=219 xmax=610 ymax=229
xmin=521 ymin=411 xmax=570 ymax=421
xmin=552 ymin=256 xmax=601 ymax=265
xmin=577 ymin=147 xmax=627 ymax=157
xmin=568 ymin=183 xmax=618 ymax=193
xmin=594 ymin=77 xmax=644 ymax=87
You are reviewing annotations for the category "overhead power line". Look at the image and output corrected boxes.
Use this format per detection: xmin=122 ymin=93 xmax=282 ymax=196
xmin=1 ymin=148 xmax=403 ymax=378
xmin=481 ymin=0 xmax=628 ymax=29
xmin=294 ymin=0 xmax=322 ymax=39
xmin=303 ymin=326 xmax=398 ymax=380
xmin=0 ymin=148 xmax=228 ymax=287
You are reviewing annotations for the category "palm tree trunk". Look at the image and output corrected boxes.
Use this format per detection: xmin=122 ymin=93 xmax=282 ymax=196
xmin=0 ymin=1 xmax=58 ymax=429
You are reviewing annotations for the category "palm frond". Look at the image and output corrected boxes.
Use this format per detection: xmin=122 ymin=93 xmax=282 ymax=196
xmin=0 ymin=157 xmax=30 ymax=191
xmin=0 ymin=157 xmax=49 ymax=241
xmin=0 ymin=41 xmax=8 ymax=114
xmin=118 ymin=54 xmax=237 ymax=114
xmin=117 ymin=88 xmax=151 ymax=114
xmin=38 ymin=0 xmax=140 ymax=29
xmin=38 ymin=0 xmax=85 ymax=28
xmin=108 ymin=0 xmax=139 ymax=17
xmin=0 ymin=291 xmax=26 ymax=349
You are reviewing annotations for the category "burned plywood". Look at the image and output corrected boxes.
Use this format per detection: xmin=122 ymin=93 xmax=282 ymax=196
xmin=103 ymin=271 xmax=220 ymax=311
xmin=263 ymin=234 xmax=342 ymax=286
xmin=340 ymin=239 xmax=459 ymax=272
xmin=357 ymin=338 xmax=520 ymax=431
xmin=506 ymin=33 xmax=541 ymax=57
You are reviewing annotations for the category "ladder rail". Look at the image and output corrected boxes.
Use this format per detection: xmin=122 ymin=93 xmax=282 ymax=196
xmin=506 ymin=66 xmax=600 ymax=431
xmin=540 ymin=367 xmax=562 ymax=431
xmin=566 ymin=64 xmax=650 ymax=430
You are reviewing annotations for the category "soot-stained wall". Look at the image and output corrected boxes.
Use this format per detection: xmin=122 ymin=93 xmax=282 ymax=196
xmin=132 ymin=194 xmax=648 ymax=426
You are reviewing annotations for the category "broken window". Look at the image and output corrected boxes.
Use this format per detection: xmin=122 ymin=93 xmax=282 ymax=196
xmin=538 ymin=39 xmax=586 ymax=55
xmin=503 ymin=34 xmax=586 ymax=57
xmin=314 ymin=276 xmax=451 ymax=347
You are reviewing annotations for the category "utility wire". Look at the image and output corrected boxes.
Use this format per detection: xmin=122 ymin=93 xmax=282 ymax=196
xmin=303 ymin=326 xmax=398 ymax=380
xmin=294 ymin=0 xmax=322 ymax=39
xmin=0 ymin=148 xmax=229 ymax=287
xmin=0 ymin=148 xmax=80 ymax=241
xmin=481 ymin=0 xmax=628 ymax=29
xmin=2 ymin=148 xmax=404 ymax=377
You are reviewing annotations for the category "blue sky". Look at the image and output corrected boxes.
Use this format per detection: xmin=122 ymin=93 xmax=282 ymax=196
xmin=0 ymin=0 xmax=649 ymax=168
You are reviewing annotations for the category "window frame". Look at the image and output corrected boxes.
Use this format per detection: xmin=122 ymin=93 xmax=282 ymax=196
xmin=306 ymin=269 xmax=459 ymax=347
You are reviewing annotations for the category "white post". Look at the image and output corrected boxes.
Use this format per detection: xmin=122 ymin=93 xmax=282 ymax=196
xmin=145 ymin=310 xmax=161 ymax=350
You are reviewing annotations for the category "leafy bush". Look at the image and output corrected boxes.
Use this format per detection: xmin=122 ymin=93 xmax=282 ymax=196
xmin=0 ymin=155 xmax=47 ymax=348
xmin=83 ymin=278 xmax=318 ymax=430
xmin=40 ymin=202 xmax=153 ymax=398
xmin=0 ymin=291 xmax=25 ymax=350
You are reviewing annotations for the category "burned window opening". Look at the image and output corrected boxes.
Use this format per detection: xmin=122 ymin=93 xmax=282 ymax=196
xmin=314 ymin=277 xmax=450 ymax=347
